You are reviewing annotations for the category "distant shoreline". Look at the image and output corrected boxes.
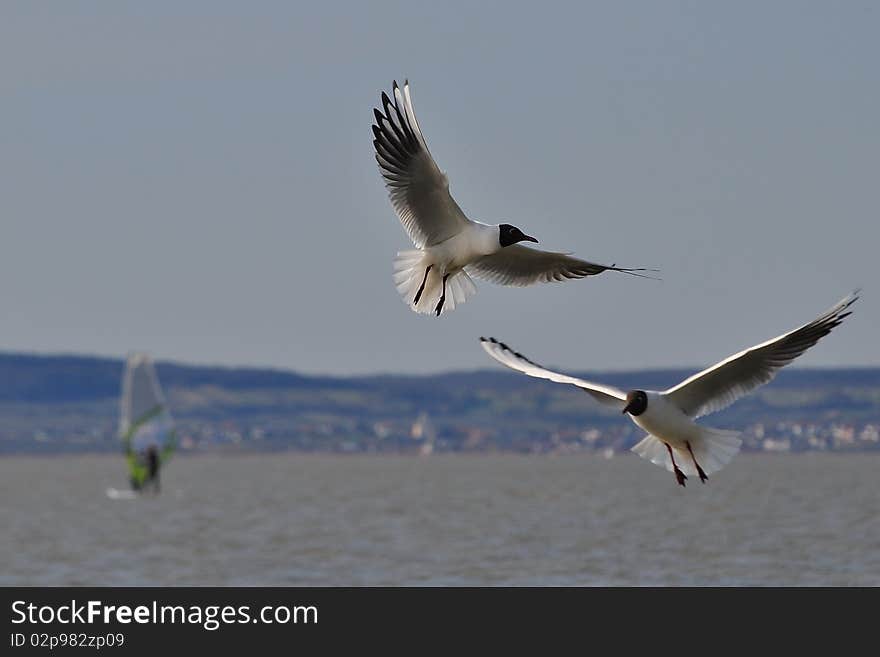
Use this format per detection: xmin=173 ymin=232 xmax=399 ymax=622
xmin=1 ymin=351 xmax=878 ymax=455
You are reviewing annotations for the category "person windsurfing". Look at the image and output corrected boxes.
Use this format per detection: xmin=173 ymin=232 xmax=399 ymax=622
xmin=128 ymin=444 xmax=161 ymax=493
xmin=120 ymin=353 xmax=175 ymax=495
xmin=144 ymin=444 xmax=160 ymax=493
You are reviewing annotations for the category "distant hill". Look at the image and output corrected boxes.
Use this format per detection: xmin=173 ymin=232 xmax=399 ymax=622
xmin=3 ymin=350 xmax=877 ymax=402
xmin=1 ymin=351 xmax=878 ymax=454
xmin=0 ymin=352 xmax=345 ymax=402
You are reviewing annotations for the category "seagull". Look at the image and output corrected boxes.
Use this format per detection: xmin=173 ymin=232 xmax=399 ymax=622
xmin=479 ymin=291 xmax=859 ymax=487
xmin=372 ymin=80 xmax=654 ymax=316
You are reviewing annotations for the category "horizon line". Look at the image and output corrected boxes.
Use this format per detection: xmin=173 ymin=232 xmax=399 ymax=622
xmin=1 ymin=347 xmax=878 ymax=380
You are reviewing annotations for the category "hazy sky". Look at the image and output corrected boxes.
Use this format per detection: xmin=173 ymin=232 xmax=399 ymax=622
xmin=2 ymin=2 xmax=877 ymax=375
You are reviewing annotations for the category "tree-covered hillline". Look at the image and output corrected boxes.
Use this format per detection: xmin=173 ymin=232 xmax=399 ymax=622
xmin=1 ymin=352 xmax=878 ymax=454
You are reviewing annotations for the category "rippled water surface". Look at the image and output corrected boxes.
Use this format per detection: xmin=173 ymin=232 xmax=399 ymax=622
xmin=1 ymin=452 xmax=878 ymax=586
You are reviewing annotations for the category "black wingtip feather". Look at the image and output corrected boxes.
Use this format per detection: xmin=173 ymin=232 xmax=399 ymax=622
xmin=483 ymin=336 xmax=546 ymax=370
xmin=607 ymin=265 xmax=662 ymax=281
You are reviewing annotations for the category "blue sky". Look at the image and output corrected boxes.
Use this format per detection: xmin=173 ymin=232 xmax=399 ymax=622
xmin=1 ymin=2 xmax=877 ymax=374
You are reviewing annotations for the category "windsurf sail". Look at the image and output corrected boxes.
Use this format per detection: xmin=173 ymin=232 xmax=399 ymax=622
xmin=119 ymin=353 xmax=175 ymax=490
xmin=412 ymin=412 xmax=436 ymax=456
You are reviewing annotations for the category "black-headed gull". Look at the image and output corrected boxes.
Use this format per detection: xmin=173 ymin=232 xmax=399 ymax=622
xmin=372 ymin=80 xmax=653 ymax=316
xmin=479 ymin=291 xmax=859 ymax=486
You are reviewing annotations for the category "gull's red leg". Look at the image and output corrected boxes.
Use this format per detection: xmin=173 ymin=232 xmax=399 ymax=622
xmin=666 ymin=443 xmax=688 ymax=487
xmin=435 ymin=274 xmax=450 ymax=316
xmin=413 ymin=265 xmax=433 ymax=305
xmin=686 ymin=441 xmax=708 ymax=483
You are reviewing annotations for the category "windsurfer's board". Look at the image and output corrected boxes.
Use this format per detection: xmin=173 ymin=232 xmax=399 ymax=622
xmin=106 ymin=487 xmax=138 ymax=500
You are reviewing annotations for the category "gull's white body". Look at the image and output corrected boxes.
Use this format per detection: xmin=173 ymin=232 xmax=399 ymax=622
xmin=429 ymin=222 xmax=501 ymax=271
xmin=627 ymin=393 xmax=742 ymax=478
xmin=393 ymin=222 xmax=499 ymax=314
xmin=479 ymin=291 xmax=858 ymax=485
xmin=630 ymin=392 xmax=701 ymax=444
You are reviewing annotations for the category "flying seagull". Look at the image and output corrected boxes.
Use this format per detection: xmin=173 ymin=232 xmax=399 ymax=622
xmin=479 ymin=291 xmax=859 ymax=486
xmin=372 ymin=80 xmax=653 ymax=316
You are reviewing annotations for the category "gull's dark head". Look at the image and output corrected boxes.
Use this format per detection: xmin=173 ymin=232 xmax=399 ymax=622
xmin=499 ymin=224 xmax=538 ymax=248
xmin=622 ymin=390 xmax=648 ymax=416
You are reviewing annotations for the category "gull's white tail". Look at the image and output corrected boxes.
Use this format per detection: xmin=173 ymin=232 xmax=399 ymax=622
xmin=393 ymin=250 xmax=477 ymax=315
xmin=631 ymin=427 xmax=742 ymax=478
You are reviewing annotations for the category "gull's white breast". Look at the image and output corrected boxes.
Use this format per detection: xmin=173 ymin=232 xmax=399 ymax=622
xmin=629 ymin=392 xmax=700 ymax=445
xmin=430 ymin=222 xmax=500 ymax=271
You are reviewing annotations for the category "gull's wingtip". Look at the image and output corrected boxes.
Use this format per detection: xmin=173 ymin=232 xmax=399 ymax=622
xmin=837 ymin=289 xmax=861 ymax=311
xmin=610 ymin=265 xmax=663 ymax=281
xmin=843 ymin=290 xmax=860 ymax=314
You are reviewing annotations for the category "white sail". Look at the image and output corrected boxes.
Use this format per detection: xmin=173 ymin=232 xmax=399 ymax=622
xmin=119 ymin=353 xmax=175 ymax=485
xmin=412 ymin=412 xmax=436 ymax=456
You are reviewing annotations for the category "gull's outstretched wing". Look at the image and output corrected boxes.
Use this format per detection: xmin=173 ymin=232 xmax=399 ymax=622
xmin=479 ymin=337 xmax=627 ymax=409
xmin=467 ymin=245 xmax=654 ymax=287
xmin=665 ymin=291 xmax=859 ymax=418
xmin=372 ymin=80 xmax=470 ymax=248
